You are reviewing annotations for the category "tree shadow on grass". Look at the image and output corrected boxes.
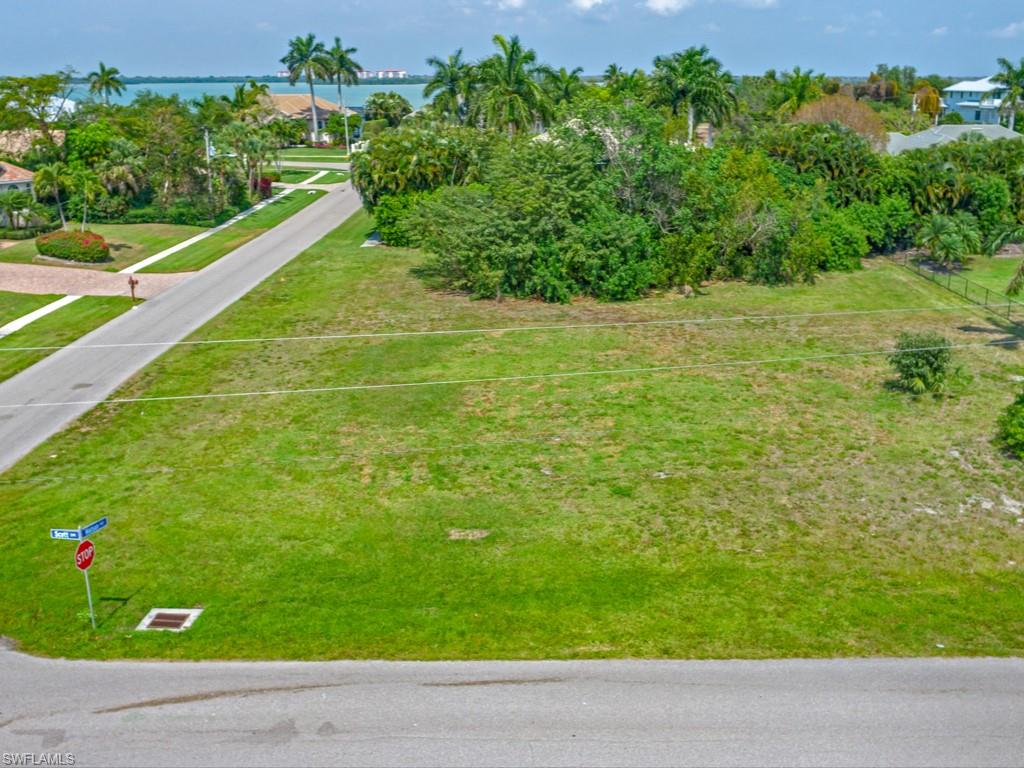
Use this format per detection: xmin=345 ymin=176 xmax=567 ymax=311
xmin=956 ymin=317 xmax=1024 ymax=351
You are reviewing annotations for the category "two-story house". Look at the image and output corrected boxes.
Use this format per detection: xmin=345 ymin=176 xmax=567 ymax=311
xmin=942 ymin=76 xmax=1007 ymax=124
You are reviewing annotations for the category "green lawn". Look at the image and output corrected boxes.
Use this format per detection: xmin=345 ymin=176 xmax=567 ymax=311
xmin=279 ymin=169 xmax=316 ymax=184
xmin=140 ymin=190 xmax=326 ymax=273
xmin=1 ymin=211 xmax=1023 ymax=661
xmin=0 ymin=294 xmax=134 ymax=382
xmin=309 ymin=171 xmax=349 ymax=184
xmin=960 ymin=255 xmax=1024 ymax=296
xmin=0 ymin=224 xmax=204 ymax=272
xmin=280 ymin=147 xmax=349 ymax=161
xmin=0 ymin=291 xmax=58 ymax=326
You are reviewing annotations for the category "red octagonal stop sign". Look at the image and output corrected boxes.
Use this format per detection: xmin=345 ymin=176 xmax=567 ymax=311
xmin=75 ymin=539 xmax=95 ymax=571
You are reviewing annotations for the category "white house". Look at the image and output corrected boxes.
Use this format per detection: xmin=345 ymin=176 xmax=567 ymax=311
xmin=942 ymin=76 xmax=1007 ymax=125
xmin=0 ymin=161 xmax=35 ymax=194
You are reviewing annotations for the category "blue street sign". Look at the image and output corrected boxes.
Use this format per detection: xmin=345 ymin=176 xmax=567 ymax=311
xmin=50 ymin=528 xmax=81 ymax=541
xmin=80 ymin=517 xmax=108 ymax=537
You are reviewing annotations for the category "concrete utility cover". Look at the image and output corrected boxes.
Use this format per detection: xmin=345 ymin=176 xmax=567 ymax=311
xmin=136 ymin=608 xmax=203 ymax=632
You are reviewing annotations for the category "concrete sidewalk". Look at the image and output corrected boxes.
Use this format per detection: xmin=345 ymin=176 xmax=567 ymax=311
xmin=0 ymin=262 xmax=189 ymax=298
xmin=1 ymin=645 xmax=1021 ymax=767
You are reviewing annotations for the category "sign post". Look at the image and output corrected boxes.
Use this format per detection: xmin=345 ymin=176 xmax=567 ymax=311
xmin=75 ymin=539 xmax=96 ymax=629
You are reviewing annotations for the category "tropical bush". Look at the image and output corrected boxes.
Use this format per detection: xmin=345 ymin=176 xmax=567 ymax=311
xmin=998 ymin=389 xmax=1024 ymax=459
xmin=887 ymin=331 xmax=954 ymax=395
xmin=35 ymin=229 xmax=110 ymax=263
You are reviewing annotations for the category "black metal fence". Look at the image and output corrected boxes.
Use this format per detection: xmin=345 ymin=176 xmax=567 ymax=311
xmin=890 ymin=254 xmax=1023 ymax=324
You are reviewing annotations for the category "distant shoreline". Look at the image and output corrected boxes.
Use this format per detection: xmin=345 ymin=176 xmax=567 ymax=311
xmin=68 ymin=75 xmax=431 ymax=85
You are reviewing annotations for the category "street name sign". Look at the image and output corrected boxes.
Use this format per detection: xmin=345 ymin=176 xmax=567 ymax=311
xmin=50 ymin=528 xmax=81 ymax=541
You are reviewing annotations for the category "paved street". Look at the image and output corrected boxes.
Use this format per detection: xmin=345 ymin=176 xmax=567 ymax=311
xmin=0 ymin=185 xmax=363 ymax=472
xmin=1 ymin=646 xmax=1021 ymax=767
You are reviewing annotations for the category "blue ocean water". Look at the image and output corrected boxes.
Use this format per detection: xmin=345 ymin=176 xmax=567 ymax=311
xmin=69 ymin=81 xmax=428 ymax=109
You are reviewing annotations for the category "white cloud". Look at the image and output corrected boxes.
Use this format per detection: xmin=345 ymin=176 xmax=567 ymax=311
xmin=993 ymin=19 xmax=1024 ymax=38
xmin=569 ymin=0 xmax=607 ymax=9
xmin=645 ymin=0 xmax=695 ymax=13
xmin=932 ymin=26 xmax=948 ymax=36
xmin=493 ymin=0 xmax=525 ymax=9
xmin=823 ymin=24 xmax=846 ymax=34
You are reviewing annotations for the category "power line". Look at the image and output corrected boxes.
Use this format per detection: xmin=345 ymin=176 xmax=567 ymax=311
xmin=0 ymin=302 xmax=1011 ymax=353
xmin=1 ymin=339 xmax=1017 ymax=411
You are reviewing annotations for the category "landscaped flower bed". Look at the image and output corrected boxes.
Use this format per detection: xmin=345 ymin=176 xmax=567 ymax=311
xmin=35 ymin=230 xmax=111 ymax=263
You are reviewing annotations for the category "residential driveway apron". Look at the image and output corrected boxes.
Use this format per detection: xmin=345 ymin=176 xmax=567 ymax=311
xmin=0 ymin=184 xmax=363 ymax=473
xmin=0 ymin=262 xmax=189 ymax=298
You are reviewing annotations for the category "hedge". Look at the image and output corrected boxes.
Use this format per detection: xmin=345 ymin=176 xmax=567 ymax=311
xmin=35 ymin=230 xmax=111 ymax=263
xmin=0 ymin=224 xmax=59 ymax=240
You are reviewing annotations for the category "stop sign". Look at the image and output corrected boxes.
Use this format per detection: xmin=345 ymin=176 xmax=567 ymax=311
xmin=75 ymin=539 xmax=95 ymax=571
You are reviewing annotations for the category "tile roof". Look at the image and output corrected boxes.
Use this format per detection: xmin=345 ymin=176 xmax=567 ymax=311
xmin=0 ymin=161 xmax=35 ymax=183
xmin=267 ymin=93 xmax=355 ymax=118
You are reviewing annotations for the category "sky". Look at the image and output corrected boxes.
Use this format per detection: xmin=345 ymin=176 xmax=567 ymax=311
xmin=3 ymin=0 xmax=1023 ymax=78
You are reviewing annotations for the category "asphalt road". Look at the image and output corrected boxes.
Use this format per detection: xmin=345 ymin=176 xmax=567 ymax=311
xmin=0 ymin=185 xmax=363 ymax=473
xmin=1 ymin=646 xmax=1021 ymax=768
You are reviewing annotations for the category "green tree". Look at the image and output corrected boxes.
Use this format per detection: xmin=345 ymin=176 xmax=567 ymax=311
xmin=71 ymin=167 xmax=105 ymax=231
xmin=325 ymin=37 xmax=361 ymax=148
xmin=280 ymin=34 xmax=330 ymax=142
xmin=773 ymin=67 xmax=824 ymax=116
xmin=473 ymin=34 xmax=551 ymax=136
xmin=650 ymin=46 xmax=735 ymax=145
xmin=220 ymin=79 xmax=271 ymax=123
xmin=916 ymin=213 xmax=979 ymax=265
xmin=86 ymin=62 xmax=125 ymax=105
xmin=424 ymin=49 xmax=476 ymax=124
xmin=544 ymin=66 xmax=585 ymax=107
xmin=0 ymin=190 xmax=46 ymax=231
xmin=0 ymin=71 xmax=74 ymax=145
xmin=33 ymin=161 xmax=71 ymax=229
xmin=993 ymin=56 xmax=1024 ymax=132
xmin=364 ymin=92 xmax=414 ymax=127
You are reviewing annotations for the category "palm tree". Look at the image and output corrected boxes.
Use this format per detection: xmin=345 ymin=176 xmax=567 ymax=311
xmin=993 ymin=57 xmax=1024 ymax=132
xmin=544 ymin=66 xmax=585 ymax=107
xmin=774 ymin=67 xmax=823 ymax=116
xmin=603 ymin=63 xmax=625 ymax=86
xmin=71 ymin=168 xmax=104 ymax=232
xmin=86 ymin=62 xmax=125 ymax=105
xmin=221 ymin=80 xmax=270 ymax=122
xmin=281 ymin=34 xmax=330 ymax=142
xmin=424 ymin=49 xmax=475 ymax=124
xmin=33 ymin=162 xmax=70 ymax=229
xmin=97 ymin=138 xmax=145 ymax=197
xmin=473 ymin=34 xmax=551 ymax=136
xmin=651 ymin=47 xmax=735 ymax=145
xmin=326 ymin=37 xmax=361 ymax=149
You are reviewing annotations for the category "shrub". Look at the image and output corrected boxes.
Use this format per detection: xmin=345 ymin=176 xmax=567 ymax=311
xmin=374 ymin=193 xmax=427 ymax=247
xmin=360 ymin=119 xmax=389 ymax=139
xmin=818 ymin=210 xmax=870 ymax=271
xmin=887 ymin=331 xmax=953 ymax=395
xmin=0 ymin=224 xmax=59 ymax=240
xmin=35 ymin=230 xmax=110 ymax=263
xmin=998 ymin=389 xmax=1024 ymax=459
xmin=939 ymin=112 xmax=964 ymax=125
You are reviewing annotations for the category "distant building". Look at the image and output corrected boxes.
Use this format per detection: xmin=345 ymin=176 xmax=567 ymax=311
xmin=0 ymin=160 xmax=35 ymax=194
xmin=355 ymin=69 xmax=408 ymax=80
xmin=942 ymin=76 xmax=1007 ymax=124
xmin=266 ymin=93 xmax=357 ymax=140
xmin=275 ymin=69 xmax=291 ymax=79
xmin=886 ymin=124 xmax=1022 ymax=155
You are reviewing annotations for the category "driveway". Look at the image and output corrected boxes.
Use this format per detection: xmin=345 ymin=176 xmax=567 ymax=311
xmin=0 ymin=184 xmax=363 ymax=472
xmin=1 ymin=645 xmax=1021 ymax=767
xmin=0 ymin=262 xmax=188 ymax=299
xmin=280 ymin=160 xmax=350 ymax=171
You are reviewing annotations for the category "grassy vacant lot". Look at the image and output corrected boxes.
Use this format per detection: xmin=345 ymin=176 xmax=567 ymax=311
xmin=1 ymin=211 xmax=1022 ymax=661
xmin=960 ymin=255 xmax=1024 ymax=295
xmin=0 ymin=224 xmax=203 ymax=272
xmin=0 ymin=294 xmax=133 ymax=382
xmin=280 ymin=147 xmax=349 ymax=161
xmin=140 ymin=190 xmax=325 ymax=273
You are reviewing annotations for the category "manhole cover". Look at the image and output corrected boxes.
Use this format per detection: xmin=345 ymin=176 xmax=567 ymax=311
xmin=136 ymin=608 xmax=203 ymax=632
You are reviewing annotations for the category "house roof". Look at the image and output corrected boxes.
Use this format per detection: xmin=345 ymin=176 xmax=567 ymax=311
xmin=943 ymin=76 xmax=1002 ymax=94
xmin=887 ymin=124 xmax=1022 ymax=155
xmin=266 ymin=93 xmax=355 ymax=118
xmin=0 ymin=161 xmax=35 ymax=184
